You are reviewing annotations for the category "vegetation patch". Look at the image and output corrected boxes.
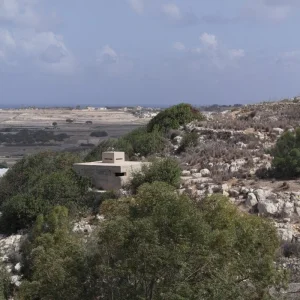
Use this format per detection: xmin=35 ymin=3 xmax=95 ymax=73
xmin=0 ymin=129 xmax=69 ymax=145
xmin=147 ymin=103 xmax=205 ymax=133
xmin=0 ymin=151 xmax=93 ymax=234
xmin=90 ymin=131 xmax=108 ymax=137
xmin=271 ymin=128 xmax=300 ymax=178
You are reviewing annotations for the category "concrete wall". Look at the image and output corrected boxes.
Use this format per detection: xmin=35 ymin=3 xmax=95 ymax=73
xmin=73 ymin=162 xmax=143 ymax=190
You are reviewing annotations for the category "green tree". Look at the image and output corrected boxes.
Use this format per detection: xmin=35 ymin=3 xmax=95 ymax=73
xmin=0 ymin=265 xmax=10 ymax=300
xmin=18 ymin=206 xmax=86 ymax=300
xmin=85 ymin=127 xmax=166 ymax=162
xmin=0 ymin=152 xmax=93 ymax=234
xmin=85 ymin=183 xmax=286 ymax=300
xmin=147 ymin=103 xmax=205 ymax=133
xmin=130 ymin=157 xmax=181 ymax=193
xmin=271 ymin=128 xmax=300 ymax=178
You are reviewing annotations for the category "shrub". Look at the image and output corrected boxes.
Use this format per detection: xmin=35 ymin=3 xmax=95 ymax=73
xmin=85 ymin=127 xmax=166 ymax=161
xmin=130 ymin=157 xmax=181 ymax=193
xmin=52 ymin=122 xmax=57 ymax=126
xmin=0 ymin=152 xmax=93 ymax=234
xmin=90 ymin=131 xmax=108 ymax=137
xmin=147 ymin=103 xmax=205 ymax=133
xmin=176 ymin=131 xmax=199 ymax=154
xmin=120 ymin=127 xmax=166 ymax=157
xmin=66 ymin=118 xmax=74 ymax=123
xmin=85 ymin=121 xmax=93 ymax=125
xmin=84 ymin=184 xmax=286 ymax=300
xmin=271 ymin=128 xmax=300 ymax=178
xmin=19 ymin=206 xmax=86 ymax=300
xmin=0 ymin=194 xmax=45 ymax=233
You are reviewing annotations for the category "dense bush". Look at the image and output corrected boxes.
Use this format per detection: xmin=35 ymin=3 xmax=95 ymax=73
xmin=0 ymin=152 xmax=93 ymax=233
xmin=19 ymin=206 xmax=86 ymax=300
xmin=147 ymin=103 xmax=205 ymax=133
xmin=0 ymin=265 xmax=10 ymax=300
xmin=120 ymin=127 xmax=166 ymax=157
xmin=17 ymin=184 xmax=286 ymax=300
xmin=90 ymin=131 xmax=108 ymax=137
xmin=271 ymin=128 xmax=300 ymax=178
xmin=86 ymin=184 xmax=286 ymax=299
xmin=130 ymin=157 xmax=181 ymax=192
xmin=85 ymin=127 xmax=166 ymax=161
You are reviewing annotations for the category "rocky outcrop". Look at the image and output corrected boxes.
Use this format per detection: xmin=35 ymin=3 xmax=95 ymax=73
xmin=0 ymin=234 xmax=25 ymax=288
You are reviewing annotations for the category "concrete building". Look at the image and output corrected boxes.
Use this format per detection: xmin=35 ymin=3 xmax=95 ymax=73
xmin=73 ymin=152 xmax=144 ymax=191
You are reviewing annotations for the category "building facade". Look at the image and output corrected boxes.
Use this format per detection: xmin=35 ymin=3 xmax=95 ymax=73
xmin=73 ymin=152 xmax=144 ymax=191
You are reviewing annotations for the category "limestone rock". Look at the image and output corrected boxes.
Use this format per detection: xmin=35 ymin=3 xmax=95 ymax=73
xmin=272 ymin=128 xmax=284 ymax=135
xmin=283 ymin=202 xmax=294 ymax=218
xmin=72 ymin=221 xmax=93 ymax=234
xmin=182 ymin=170 xmax=191 ymax=176
xmin=192 ymin=173 xmax=202 ymax=178
xmin=200 ymin=169 xmax=211 ymax=177
xmin=246 ymin=193 xmax=258 ymax=207
xmin=14 ymin=262 xmax=21 ymax=273
xmin=173 ymin=136 xmax=183 ymax=144
xmin=258 ymin=201 xmax=278 ymax=216
xmin=11 ymin=275 xmax=22 ymax=287
xmin=229 ymin=189 xmax=239 ymax=198
xmin=254 ymin=189 xmax=266 ymax=202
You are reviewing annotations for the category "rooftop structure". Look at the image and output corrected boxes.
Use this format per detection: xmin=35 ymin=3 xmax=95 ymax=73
xmin=73 ymin=152 xmax=144 ymax=191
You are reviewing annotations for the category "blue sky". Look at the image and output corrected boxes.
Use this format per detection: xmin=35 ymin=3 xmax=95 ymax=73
xmin=1 ymin=0 xmax=300 ymax=107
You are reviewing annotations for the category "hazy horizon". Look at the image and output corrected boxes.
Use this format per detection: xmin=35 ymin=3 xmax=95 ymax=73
xmin=1 ymin=0 xmax=300 ymax=106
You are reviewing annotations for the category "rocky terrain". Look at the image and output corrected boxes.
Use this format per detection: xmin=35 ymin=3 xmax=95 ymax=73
xmin=163 ymin=99 xmax=300 ymax=298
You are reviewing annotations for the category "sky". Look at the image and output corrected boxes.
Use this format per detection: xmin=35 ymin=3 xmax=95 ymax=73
xmin=1 ymin=0 xmax=300 ymax=107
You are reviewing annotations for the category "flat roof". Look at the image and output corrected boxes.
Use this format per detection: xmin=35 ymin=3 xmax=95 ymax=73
xmin=74 ymin=161 xmax=143 ymax=167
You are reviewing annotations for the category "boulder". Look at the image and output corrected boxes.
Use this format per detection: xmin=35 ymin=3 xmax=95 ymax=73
xmin=229 ymin=189 xmax=239 ymax=198
xmin=11 ymin=275 xmax=22 ymax=287
xmin=221 ymin=184 xmax=229 ymax=193
xmin=182 ymin=170 xmax=191 ymax=176
xmin=192 ymin=173 xmax=202 ymax=178
xmin=272 ymin=128 xmax=284 ymax=135
xmin=200 ymin=169 xmax=211 ymax=177
xmin=14 ymin=262 xmax=21 ymax=273
xmin=246 ymin=193 xmax=258 ymax=207
xmin=229 ymin=164 xmax=239 ymax=173
xmin=72 ymin=222 xmax=93 ymax=234
xmin=254 ymin=189 xmax=266 ymax=202
xmin=173 ymin=136 xmax=183 ymax=144
xmin=283 ymin=202 xmax=294 ymax=218
xmin=240 ymin=187 xmax=249 ymax=195
xmin=193 ymin=177 xmax=213 ymax=185
xmin=277 ymin=227 xmax=293 ymax=242
xmin=223 ymin=191 xmax=229 ymax=197
xmin=258 ymin=201 xmax=278 ymax=216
